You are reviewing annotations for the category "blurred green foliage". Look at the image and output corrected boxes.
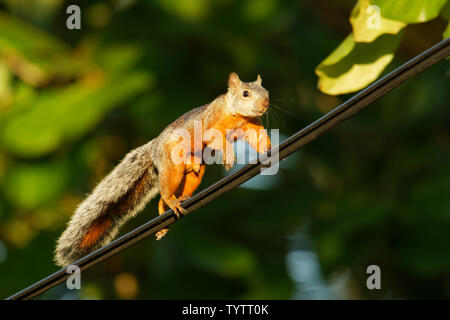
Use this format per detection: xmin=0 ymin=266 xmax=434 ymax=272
xmin=0 ymin=0 xmax=449 ymax=299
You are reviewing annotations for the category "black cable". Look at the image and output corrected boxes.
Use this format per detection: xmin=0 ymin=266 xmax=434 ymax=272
xmin=6 ymin=37 xmax=450 ymax=300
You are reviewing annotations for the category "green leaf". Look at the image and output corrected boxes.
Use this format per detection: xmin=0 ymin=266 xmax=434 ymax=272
xmin=350 ymin=0 xmax=405 ymax=42
xmin=370 ymin=0 xmax=448 ymax=23
xmin=315 ymin=32 xmax=403 ymax=95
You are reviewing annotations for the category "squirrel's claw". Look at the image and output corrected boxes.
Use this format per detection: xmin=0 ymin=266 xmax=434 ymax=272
xmin=166 ymin=196 xmax=189 ymax=218
xmin=156 ymin=228 xmax=169 ymax=240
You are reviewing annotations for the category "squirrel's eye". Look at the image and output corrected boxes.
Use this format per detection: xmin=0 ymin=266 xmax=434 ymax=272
xmin=243 ymin=90 xmax=250 ymax=97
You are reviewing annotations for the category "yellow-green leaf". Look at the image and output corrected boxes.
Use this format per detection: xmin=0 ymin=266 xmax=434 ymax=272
xmin=370 ymin=0 xmax=448 ymax=24
xmin=444 ymin=22 xmax=450 ymax=39
xmin=350 ymin=0 xmax=405 ymax=43
xmin=441 ymin=1 xmax=450 ymax=19
xmin=320 ymin=35 xmax=355 ymax=66
xmin=316 ymin=32 xmax=403 ymax=95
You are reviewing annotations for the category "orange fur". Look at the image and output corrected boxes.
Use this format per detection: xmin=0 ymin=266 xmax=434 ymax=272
xmin=239 ymin=118 xmax=271 ymax=153
xmin=80 ymin=170 xmax=151 ymax=249
xmin=156 ymin=160 xmax=205 ymax=240
xmin=178 ymin=165 xmax=206 ymax=197
xmin=80 ymin=216 xmax=112 ymax=249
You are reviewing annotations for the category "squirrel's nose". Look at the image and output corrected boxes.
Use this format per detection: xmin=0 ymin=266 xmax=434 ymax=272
xmin=261 ymin=98 xmax=269 ymax=108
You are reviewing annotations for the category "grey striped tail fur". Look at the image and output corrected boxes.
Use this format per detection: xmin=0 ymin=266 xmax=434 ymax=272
xmin=54 ymin=140 xmax=159 ymax=267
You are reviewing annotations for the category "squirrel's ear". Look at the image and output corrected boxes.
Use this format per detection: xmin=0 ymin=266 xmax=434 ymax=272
xmin=256 ymin=74 xmax=262 ymax=85
xmin=228 ymin=72 xmax=241 ymax=90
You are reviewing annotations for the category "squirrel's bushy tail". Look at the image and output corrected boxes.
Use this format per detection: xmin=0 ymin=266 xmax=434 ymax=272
xmin=54 ymin=141 xmax=159 ymax=267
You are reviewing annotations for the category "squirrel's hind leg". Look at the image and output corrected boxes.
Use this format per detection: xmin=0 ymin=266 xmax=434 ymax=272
xmin=178 ymin=164 xmax=206 ymax=197
xmin=155 ymin=158 xmax=186 ymax=240
xmin=155 ymin=164 xmax=205 ymax=240
xmin=156 ymin=199 xmax=170 ymax=240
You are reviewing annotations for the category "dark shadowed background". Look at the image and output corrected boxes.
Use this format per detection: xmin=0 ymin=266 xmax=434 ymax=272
xmin=0 ymin=0 xmax=449 ymax=299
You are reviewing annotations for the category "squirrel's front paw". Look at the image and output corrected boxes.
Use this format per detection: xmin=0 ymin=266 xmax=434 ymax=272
xmin=258 ymin=135 xmax=271 ymax=154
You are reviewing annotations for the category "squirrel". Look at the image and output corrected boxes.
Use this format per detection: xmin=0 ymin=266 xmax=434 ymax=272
xmin=54 ymin=72 xmax=270 ymax=267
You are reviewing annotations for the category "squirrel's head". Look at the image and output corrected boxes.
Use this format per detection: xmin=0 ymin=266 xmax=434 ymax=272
xmin=226 ymin=72 xmax=269 ymax=117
